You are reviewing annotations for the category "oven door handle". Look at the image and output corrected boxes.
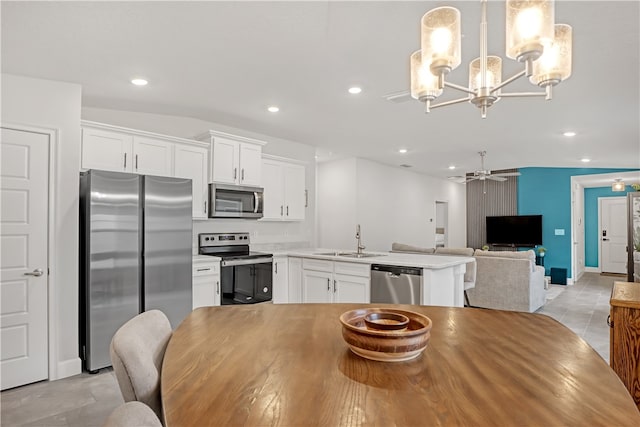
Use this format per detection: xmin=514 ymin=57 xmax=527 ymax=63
xmin=221 ymin=257 xmax=273 ymax=267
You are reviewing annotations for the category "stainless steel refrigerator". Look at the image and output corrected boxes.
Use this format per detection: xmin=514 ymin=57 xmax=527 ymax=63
xmin=79 ymin=169 xmax=192 ymax=372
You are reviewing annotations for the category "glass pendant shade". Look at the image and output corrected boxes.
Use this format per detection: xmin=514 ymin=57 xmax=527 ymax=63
xmin=530 ymin=24 xmax=572 ymax=86
xmin=612 ymin=180 xmax=626 ymax=192
xmin=506 ymin=0 xmax=554 ymax=61
xmin=410 ymin=50 xmax=443 ymax=101
xmin=469 ymin=56 xmax=503 ymax=91
xmin=421 ymin=7 xmax=461 ymax=75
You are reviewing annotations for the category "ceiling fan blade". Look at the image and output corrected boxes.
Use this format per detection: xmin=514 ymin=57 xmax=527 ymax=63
xmin=487 ymin=176 xmax=507 ymax=182
xmin=491 ymin=172 xmax=521 ymax=177
xmin=382 ymin=90 xmax=412 ymax=103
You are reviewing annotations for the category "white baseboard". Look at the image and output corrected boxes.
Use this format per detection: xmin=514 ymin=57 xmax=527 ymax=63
xmin=53 ymin=357 xmax=82 ymax=380
xmin=585 ymin=267 xmax=601 ymax=273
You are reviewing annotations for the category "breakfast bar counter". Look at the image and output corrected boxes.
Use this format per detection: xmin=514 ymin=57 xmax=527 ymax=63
xmin=161 ymin=304 xmax=640 ymax=426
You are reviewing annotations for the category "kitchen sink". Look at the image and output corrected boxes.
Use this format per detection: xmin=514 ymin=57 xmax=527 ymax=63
xmin=313 ymin=251 xmax=384 ymax=258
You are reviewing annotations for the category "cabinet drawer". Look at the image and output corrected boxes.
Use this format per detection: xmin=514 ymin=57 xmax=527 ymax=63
xmin=193 ymin=263 xmax=219 ymax=276
xmin=303 ymin=258 xmax=333 ymax=272
xmin=334 ymin=261 xmax=370 ymax=278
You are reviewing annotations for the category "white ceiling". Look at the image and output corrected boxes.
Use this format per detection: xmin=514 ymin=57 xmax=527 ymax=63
xmin=2 ymin=1 xmax=639 ymax=178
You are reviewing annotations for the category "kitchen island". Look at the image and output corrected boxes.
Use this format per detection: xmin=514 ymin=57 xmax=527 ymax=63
xmin=275 ymin=249 xmax=473 ymax=307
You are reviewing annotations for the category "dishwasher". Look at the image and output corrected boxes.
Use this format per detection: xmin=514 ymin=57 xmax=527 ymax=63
xmin=370 ymin=264 xmax=422 ymax=304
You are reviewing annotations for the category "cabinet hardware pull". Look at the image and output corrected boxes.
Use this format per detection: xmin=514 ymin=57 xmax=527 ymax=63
xmin=327 ymin=278 xmax=330 ymax=291
xmin=135 ymin=154 xmax=138 ymax=170
xmin=124 ymin=153 xmax=127 ymax=168
xmin=286 ymin=206 xmax=289 ymax=216
xmin=216 ymin=281 xmax=220 ymax=295
xmin=241 ymin=169 xmax=245 ymax=181
xmin=234 ymin=168 xmax=237 ymax=180
xmin=204 ymin=201 xmax=207 ymax=214
xmin=275 ymin=262 xmax=278 ymax=274
xmin=607 ymin=315 xmax=613 ymax=328
xmin=333 ymin=279 xmax=337 ymax=293
xmin=305 ymin=190 xmax=308 ymax=208
xmin=280 ymin=205 xmax=283 ymax=216
xmin=196 ymin=268 xmax=211 ymax=272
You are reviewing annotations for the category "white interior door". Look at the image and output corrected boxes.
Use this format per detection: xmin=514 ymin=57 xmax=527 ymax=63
xmin=601 ymin=197 xmax=627 ymax=274
xmin=1 ymin=128 xmax=49 ymax=390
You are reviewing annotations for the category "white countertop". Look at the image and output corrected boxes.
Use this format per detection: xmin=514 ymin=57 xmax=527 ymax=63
xmin=193 ymin=255 xmax=221 ymax=263
xmin=281 ymin=248 xmax=474 ymax=269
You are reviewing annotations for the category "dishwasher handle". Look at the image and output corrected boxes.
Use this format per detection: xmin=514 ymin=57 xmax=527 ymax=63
xmin=371 ymin=264 xmax=422 ymax=276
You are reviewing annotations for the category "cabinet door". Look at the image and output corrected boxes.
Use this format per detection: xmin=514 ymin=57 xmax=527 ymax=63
xmin=261 ymin=160 xmax=284 ymax=220
xmin=133 ymin=136 xmax=173 ymax=176
xmin=283 ymin=164 xmax=306 ymax=220
xmin=288 ymin=257 xmax=303 ymax=303
xmin=302 ymin=270 xmax=332 ymax=303
xmin=239 ymin=143 xmax=262 ymax=186
xmin=81 ymin=128 xmax=132 ymax=172
xmin=272 ymin=257 xmax=289 ymax=304
xmin=175 ymin=144 xmax=208 ymax=219
xmin=212 ymin=137 xmax=239 ymax=184
xmin=334 ymin=274 xmax=370 ymax=303
xmin=193 ymin=275 xmax=216 ymax=309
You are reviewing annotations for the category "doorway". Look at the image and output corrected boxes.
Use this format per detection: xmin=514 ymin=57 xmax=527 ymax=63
xmin=435 ymin=201 xmax=448 ymax=248
xmin=1 ymin=127 xmax=50 ymax=390
xmin=599 ymin=197 xmax=627 ymax=274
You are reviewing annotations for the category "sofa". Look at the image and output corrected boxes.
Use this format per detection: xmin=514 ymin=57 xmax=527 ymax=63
xmin=390 ymin=243 xmax=546 ymax=313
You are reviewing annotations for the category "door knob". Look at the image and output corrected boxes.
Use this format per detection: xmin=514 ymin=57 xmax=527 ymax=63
xmin=24 ymin=268 xmax=44 ymax=277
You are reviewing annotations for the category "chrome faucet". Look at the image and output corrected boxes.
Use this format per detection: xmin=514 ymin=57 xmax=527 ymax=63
xmin=355 ymin=224 xmax=365 ymax=254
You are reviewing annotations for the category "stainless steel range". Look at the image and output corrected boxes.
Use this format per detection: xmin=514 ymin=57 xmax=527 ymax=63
xmin=198 ymin=232 xmax=273 ymax=305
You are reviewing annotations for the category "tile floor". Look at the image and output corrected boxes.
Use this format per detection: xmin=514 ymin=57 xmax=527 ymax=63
xmin=0 ymin=272 xmax=619 ymax=426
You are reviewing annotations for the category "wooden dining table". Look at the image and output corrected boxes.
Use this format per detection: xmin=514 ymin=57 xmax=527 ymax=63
xmin=162 ymin=304 xmax=640 ymax=426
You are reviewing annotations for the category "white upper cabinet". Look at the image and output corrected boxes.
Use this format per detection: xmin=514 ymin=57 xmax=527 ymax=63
xmin=132 ymin=136 xmax=173 ymax=176
xmin=81 ymin=127 xmax=133 ymax=172
xmin=81 ymin=121 xmax=209 ymax=219
xmin=174 ymin=144 xmax=209 ymax=219
xmin=261 ymin=156 xmax=306 ymax=221
xmin=197 ymin=130 xmax=267 ymax=187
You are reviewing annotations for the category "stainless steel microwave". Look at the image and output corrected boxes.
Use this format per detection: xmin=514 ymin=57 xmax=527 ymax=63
xmin=208 ymin=183 xmax=263 ymax=219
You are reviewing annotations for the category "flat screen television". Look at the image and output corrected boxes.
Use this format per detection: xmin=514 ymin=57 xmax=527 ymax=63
xmin=486 ymin=215 xmax=542 ymax=247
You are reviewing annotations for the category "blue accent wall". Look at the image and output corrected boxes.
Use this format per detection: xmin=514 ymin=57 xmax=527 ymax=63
xmin=584 ymin=186 xmax=635 ymax=267
xmin=517 ymin=168 xmax=637 ymax=278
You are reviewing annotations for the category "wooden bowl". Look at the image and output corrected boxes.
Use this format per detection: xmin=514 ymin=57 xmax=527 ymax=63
xmin=364 ymin=312 xmax=410 ymax=331
xmin=339 ymin=308 xmax=432 ymax=362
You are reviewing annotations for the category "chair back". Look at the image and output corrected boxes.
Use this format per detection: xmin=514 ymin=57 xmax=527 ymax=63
xmin=103 ymin=401 xmax=162 ymax=427
xmin=110 ymin=310 xmax=172 ymax=424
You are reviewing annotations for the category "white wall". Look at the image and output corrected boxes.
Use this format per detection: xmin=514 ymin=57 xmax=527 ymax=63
xmin=316 ymin=158 xmax=358 ymax=249
xmin=1 ymin=74 xmax=82 ymax=378
xmin=317 ymin=158 xmax=466 ymax=251
xmin=82 ymin=107 xmax=317 ymax=251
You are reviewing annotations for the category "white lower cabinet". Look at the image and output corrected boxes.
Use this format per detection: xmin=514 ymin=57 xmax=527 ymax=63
xmin=301 ymin=259 xmax=370 ymax=303
xmin=288 ymin=257 xmax=303 ymax=303
xmin=272 ymin=256 xmax=289 ymax=304
xmin=192 ymin=259 xmax=220 ymax=309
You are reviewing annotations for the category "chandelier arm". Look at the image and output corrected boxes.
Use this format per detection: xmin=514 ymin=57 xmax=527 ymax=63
xmin=430 ymin=97 xmax=470 ymax=109
xmin=443 ymin=81 xmax=476 ymax=95
xmin=499 ymin=92 xmax=547 ymax=98
xmin=490 ymin=69 xmax=527 ymax=94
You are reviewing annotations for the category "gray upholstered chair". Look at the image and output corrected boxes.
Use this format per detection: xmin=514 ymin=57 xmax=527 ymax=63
xmin=103 ymin=401 xmax=162 ymax=427
xmin=110 ymin=310 xmax=172 ymax=425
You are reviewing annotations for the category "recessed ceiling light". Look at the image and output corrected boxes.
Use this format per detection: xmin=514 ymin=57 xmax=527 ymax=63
xmin=131 ymin=78 xmax=148 ymax=86
xmin=581 ymin=158 xmax=591 ymax=163
xmin=267 ymin=106 xmax=280 ymax=113
xmin=348 ymin=86 xmax=362 ymax=94
xmin=398 ymin=148 xmax=408 ymax=154
xmin=563 ymin=131 xmax=576 ymax=137
xmin=448 ymin=165 xmax=456 ymax=170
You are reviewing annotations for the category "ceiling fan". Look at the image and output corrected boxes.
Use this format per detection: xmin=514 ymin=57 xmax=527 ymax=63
xmin=449 ymin=151 xmax=521 ymax=183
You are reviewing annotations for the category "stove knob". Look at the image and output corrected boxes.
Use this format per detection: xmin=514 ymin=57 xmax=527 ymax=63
xmin=205 ymin=237 xmax=210 ymax=241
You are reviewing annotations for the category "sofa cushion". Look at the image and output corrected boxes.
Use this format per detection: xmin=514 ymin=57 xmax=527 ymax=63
xmin=390 ymin=243 xmax=435 ymax=254
xmin=435 ymin=247 xmax=474 ymax=257
xmin=474 ymin=249 xmax=536 ymax=271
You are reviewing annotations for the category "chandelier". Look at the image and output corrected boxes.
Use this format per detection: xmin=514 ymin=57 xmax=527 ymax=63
xmin=410 ymin=0 xmax=572 ymax=118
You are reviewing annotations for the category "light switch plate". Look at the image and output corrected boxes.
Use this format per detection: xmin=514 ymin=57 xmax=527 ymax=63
xmin=554 ymin=229 xmax=565 ymax=236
